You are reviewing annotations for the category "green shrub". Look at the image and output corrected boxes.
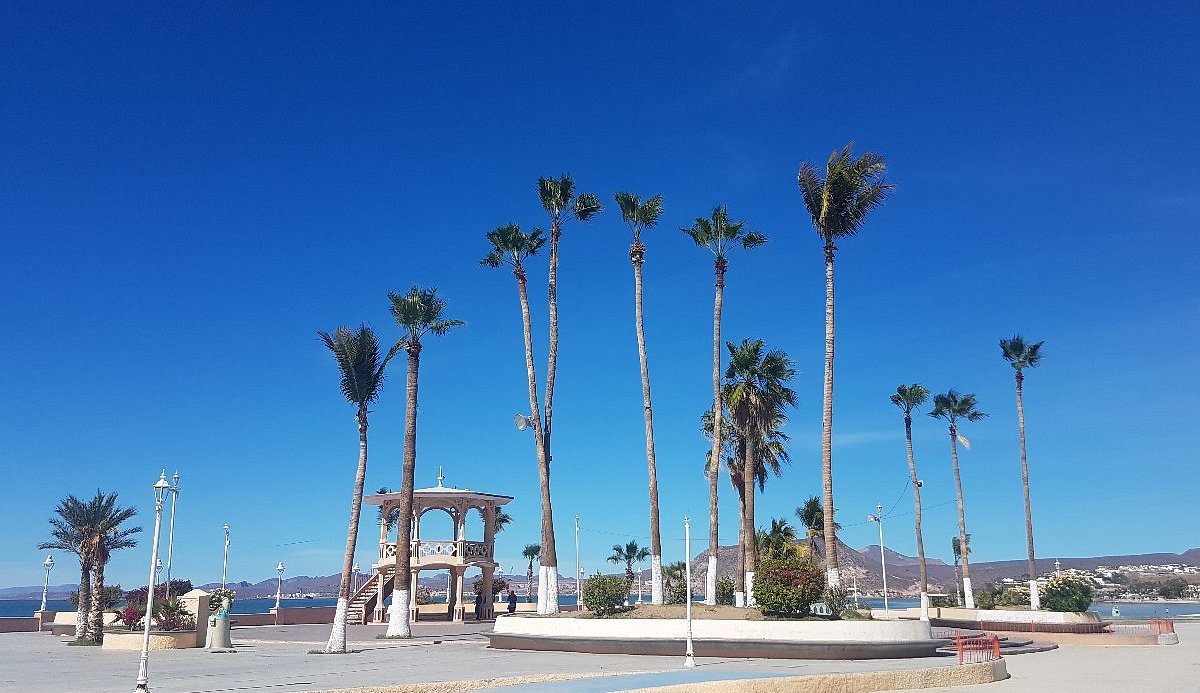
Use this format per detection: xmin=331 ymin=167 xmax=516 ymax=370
xmin=930 ymin=595 xmax=954 ymax=608
xmin=841 ymin=607 xmax=871 ymax=619
xmin=823 ymin=585 xmax=848 ymax=618
xmin=974 ymin=586 xmax=999 ymax=610
xmin=716 ymin=578 xmax=736 ymax=606
xmin=582 ymin=574 xmax=629 ymax=616
xmin=752 ymin=557 xmax=825 ymax=616
xmin=208 ymin=588 xmax=235 ymax=614
xmin=997 ymin=585 xmax=1030 ymax=606
xmin=1041 ymin=574 xmax=1093 ymax=612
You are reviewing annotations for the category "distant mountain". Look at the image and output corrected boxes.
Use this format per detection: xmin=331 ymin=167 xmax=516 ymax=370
xmin=0 ymin=583 xmax=76 ymax=600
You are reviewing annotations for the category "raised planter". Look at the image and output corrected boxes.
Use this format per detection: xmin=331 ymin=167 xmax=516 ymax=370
xmin=919 ymin=607 xmax=1109 ymax=633
xmin=490 ymin=616 xmax=946 ymax=659
xmin=101 ymin=630 xmax=200 ymax=651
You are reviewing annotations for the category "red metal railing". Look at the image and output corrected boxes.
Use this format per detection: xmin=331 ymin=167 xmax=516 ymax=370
xmin=1109 ymin=619 xmax=1175 ymax=636
xmin=955 ymin=632 xmax=1001 ymax=665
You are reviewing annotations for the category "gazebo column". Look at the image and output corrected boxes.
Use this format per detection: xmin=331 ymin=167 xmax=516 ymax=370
xmin=480 ymin=565 xmax=495 ymax=620
xmin=408 ymin=570 xmax=420 ymax=622
xmin=374 ymin=509 xmax=389 ymax=622
xmin=452 ymin=568 xmax=467 ymax=622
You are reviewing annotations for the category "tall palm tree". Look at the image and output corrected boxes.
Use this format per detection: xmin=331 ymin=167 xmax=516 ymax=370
xmin=1000 ymin=335 xmax=1045 ymax=609
xmin=607 ymin=541 xmax=651 ymax=601
xmin=891 ymin=384 xmax=931 ymax=620
xmin=521 ymin=543 xmax=541 ymax=602
xmin=318 ymin=324 xmax=398 ymax=652
xmin=79 ymin=491 xmax=140 ymax=643
xmin=797 ymin=143 xmax=893 ymax=587
xmin=538 ymin=175 xmax=602 ymax=474
xmin=684 ymin=204 xmax=766 ymax=604
xmin=930 ymin=389 xmax=987 ymax=609
xmin=616 ymin=191 xmax=666 ymax=604
xmin=483 ymin=225 xmax=562 ymax=613
xmin=794 ymin=495 xmax=840 ymax=560
xmin=724 ymin=338 xmax=797 ymax=606
xmin=952 ymin=535 xmax=971 ymax=606
xmin=384 ymin=286 xmax=463 ymax=637
xmin=39 ymin=495 xmax=92 ymax=640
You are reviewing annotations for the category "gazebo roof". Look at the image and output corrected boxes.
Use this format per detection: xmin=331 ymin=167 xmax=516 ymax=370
xmin=363 ymin=468 xmax=512 ymax=507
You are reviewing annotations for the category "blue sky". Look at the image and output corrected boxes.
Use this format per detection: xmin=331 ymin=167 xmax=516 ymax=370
xmin=2 ymin=3 xmax=1197 ymax=590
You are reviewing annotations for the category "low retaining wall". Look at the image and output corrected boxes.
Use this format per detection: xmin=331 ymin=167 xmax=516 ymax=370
xmin=0 ymin=617 xmax=39 ymax=633
xmin=102 ymin=630 xmax=200 ymax=651
xmin=922 ymin=607 xmax=1109 ymax=633
xmin=229 ymin=606 xmax=338 ymax=627
xmin=490 ymin=616 xmax=946 ymax=659
xmin=622 ymin=659 xmax=1008 ymax=693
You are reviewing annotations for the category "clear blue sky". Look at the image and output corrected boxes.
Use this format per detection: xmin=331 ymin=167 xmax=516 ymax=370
xmin=2 ymin=3 xmax=1197 ymax=590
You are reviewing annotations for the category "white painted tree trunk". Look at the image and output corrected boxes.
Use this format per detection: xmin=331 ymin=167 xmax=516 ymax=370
xmin=734 ymin=591 xmax=745 ymax=608
xmin=745 ymin=571 xmax=756 ymax=607
xmin=919 ymin=592 xmax=930 ymax=622
xmin=540 ymin=565 xmax=559 ymax=614
xmin=963 ymin=577 xmax=975 ymax=609
xmin=826 ymin=567 xmax=840 ymax=589
xmin=1029 ymin=580 xmax=1041 ymax=610
xmin=650 ymin=555 xmax=663 ymax=605
xmin=385 ymin=589 xmax=411 ymax=637
xmin=324 ymin=598 xmax=348 ymax=652
xmin=704 ymin=556 xmax=718 ymax=606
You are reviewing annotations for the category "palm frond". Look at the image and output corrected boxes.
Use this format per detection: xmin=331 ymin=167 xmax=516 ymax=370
xmin=318 ymin=323 xmax=393 ymax=408
xmin=1000 ymin=335 xmax=1045 ymax=371
xmin=388 ymin=286 xmax=465 ymax=343
xmin=573 ymin=192 xmax=602 ymax=221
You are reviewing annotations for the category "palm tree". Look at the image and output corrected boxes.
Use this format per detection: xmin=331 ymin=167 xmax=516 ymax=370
xmin=39 ymin=495 xmax=92 ymax=640
xmin=930 ymin=389 xmax=987 ymax=609
xmin=483 ymin=225 xmax=562 ymax=613
xmin=538 ymin=175 xmax=602 ymax=474
xmin=1000 ymin=335 xmax=1045 ymax=609
xmin=494 ymin=509 xmax=512 ymax=533
xmin=684 ymin=204 xmax=766 ymax=604
xmin=797 ymin=143 xmax=893 ymax=587
xmin=759 ymin=518 xmax=797 ymax=559
xmin=794 ymin=495 xmax=840 ymax=560
xmin=318 ymin=324 xmax=398 ymax=652
xmin=952 ymin=535 xmax=971 ymax=606
xmin=521 ymin=544 xmax=541 ymax=603
xmin=383 ymin=286 xmax=463 ymax=637
xmin=616 ymin=191 xmax=666 ymax=604
xmin=607 ymin=541 xmax=651 ymax=602
xmin=724 ymin=338 xmax=797 ymax=605
xmin=891 ymin=384 xmax=931 ymax=620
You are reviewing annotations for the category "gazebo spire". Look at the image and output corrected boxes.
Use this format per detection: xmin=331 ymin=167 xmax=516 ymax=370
xmin=437 ymin=466 xmax=444 ymax=488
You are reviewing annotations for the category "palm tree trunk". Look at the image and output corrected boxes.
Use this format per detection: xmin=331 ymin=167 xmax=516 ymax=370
xmin=742 ymin=434 xmax=757 ymax=606
xmin=544 ymin=222 xmax=561 ymax=469
xmin=631 ymin=243 xmax=663 ymax=605
xmin=706 ymin=257 xmax=727 ymax=605
xmin=89 ymin=561 xmax=105 ymax=644
xmin=527 ymin=562 xmax=534 ymax=603
xmin=904 ymin=415 xmax=929 ymax=620
xmin=1016 ymin=372 xmax=1039 ymax=609
xmin=515 ymin=267 xmax=559 ymax=613
xmin=949 ymin=424 xmax=974 ymax=608
xmin=821 ymin=241 xmax=839 ymax=587
xmin=386 ymin=345 xmax=421 ymax=637
xmin=75 ymin=566 xmax=90 ymax=640
xmin=734 ymin=476 xmax=746 ymax=600
xmin=325 ymin=410 xmax=369 ymax=652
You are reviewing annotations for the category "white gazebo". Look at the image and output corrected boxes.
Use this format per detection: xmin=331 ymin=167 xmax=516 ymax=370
xmin=351 ymin=470 xmax=512 ymax=624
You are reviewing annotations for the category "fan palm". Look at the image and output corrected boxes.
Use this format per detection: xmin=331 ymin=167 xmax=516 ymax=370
xmin=318 ymin=324 xmax=399 ymax=652
xmin=39 ymin=495 xmax=92 ymax=639
xmin=891 ymin=384 xmax=931 ymax=619
xmin=521 ymin=544 xmax=541 ymax=602
xmin=616 ymin=191 xmax=667 ymax=604
xmin=383 ymin=286 xmax=463 ymax=637
xmin=538 ymin=175 xmax=602 ymax=473
xmin=607 ymin=541 xmax=651 ymax=600
xmin=797 ymin=143 xmax=893 ymax=587
xmin=794 ymin=495 xmax=840 ymax=559
xmin=930 ymin=390 xmax=987 ymax=609
xmin=684 ymin=204 xmax=766 ymax=604
xmin=724 ymin=338 xmax=797 ymax=605
xmin=483 ymin=225 xmax=562 ymax=613
xmin=1000 ymin=335 xmax=1045 ymax=609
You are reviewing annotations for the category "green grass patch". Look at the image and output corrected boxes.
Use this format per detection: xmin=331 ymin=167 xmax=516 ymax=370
xmin=66 ymin=638 xmax=102 ymax=646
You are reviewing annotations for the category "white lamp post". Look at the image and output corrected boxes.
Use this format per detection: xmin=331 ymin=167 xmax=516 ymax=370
xmin=164 ymin=471 xmax=180 ymax=601
xmin=133 ymin=471 xmax=171 ymax=693
xmin=352 ymin=562 xmax=360 ymax=594
xmin=683 ymin=516 xmax=695 ymax=668
xmin=868 ymin=504 xmax=889 ymax=619
xmin=40 ymin=555 xmax=54 ymax=612
xmin=574 ymin=515 xmax=580 ymax=604
xmin=154 ymin=559 xmax=163 ymax=595
xmin=275 ymin=562 xmax=285 ymax=610
xmin=221 ymin=523 xmax=230 ymax=590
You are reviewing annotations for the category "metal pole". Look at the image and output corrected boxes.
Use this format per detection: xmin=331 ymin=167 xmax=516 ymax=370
xmin=275 ymin=562 xmax=285 ymax=610
xmin=574 ymin=515 xmax=580 ymax=606
xmin=683 ymin=515 xmax=695 ymax=668
xmin=877 ymin=503 xmax=889 ymax=618
xmin=134 ymin=471 xmax=170 ymax=692
xmin=221 ymin=523 xmax=230 ymax=590
xmin=40 ymin=556 xmax=53 ymax=612
xmin=165 ymin=471 xmax=179 ymax=601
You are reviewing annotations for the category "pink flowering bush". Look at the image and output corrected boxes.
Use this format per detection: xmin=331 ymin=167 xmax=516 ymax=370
xmin=752 ymin=557 xmax=826 ymax=616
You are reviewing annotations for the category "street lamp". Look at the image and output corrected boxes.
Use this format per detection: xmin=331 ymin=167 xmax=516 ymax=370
xmin=133 ymin=470 xmax=172 ymax=693
xmin=275 ymin=562 xmax=285 ymax=610
xmin=221 ymin=523 xmax=230 ymax=590
xmin=352 ymin=562 xmax=360 ymax=593
xmin=154 ymin=559 xmax=163 ymax=595
xmin=868 ymin=504 xmax=889 ymax=619
xmin=683 ymin=516 xmax=695 ymax=668
xmin=164 ymin=471 xmax=180 ymax=601
xmin=40 ymin=555 xmax=54 ymax=612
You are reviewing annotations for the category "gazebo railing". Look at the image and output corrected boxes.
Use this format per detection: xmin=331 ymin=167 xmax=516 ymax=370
xmin=377 ymin=540 xmax=494 ymax=562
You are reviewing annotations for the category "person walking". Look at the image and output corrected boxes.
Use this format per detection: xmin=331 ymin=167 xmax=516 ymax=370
xmin=507 ymin=589 xmax=518 ymax=614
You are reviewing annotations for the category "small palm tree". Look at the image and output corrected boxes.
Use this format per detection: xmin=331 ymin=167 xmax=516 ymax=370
xmin=494 ymin=509 xmax=512 ymax=533
xmin=684 ymin=204 xmax=766 ymax=604
xmin=891 ymin=384 xmax=931 ymax=619
xmin=607 ymin=541 xmax=651 ymax=603
xmin=952 ymin=535 xmax=971 ymax=606
xmin=39 ymin=496 xmax=92 ymax=640
xmin=930 ymin=390 xmax=987 ymax=609
xmin=794 ymin=495 xmax=840 ymax=560
xmin=319 ymin=324 xmax=399 ymax=652
xmin=1000 ymin=335 xmax=1045 ymax=609
xmin=382 ymin=286 xmax=463 ymax=637
xmin=759 ymin=518 xmax=798 ymax=559
xmin=798 ymin=143 xmax=893 ymax=587
xmin=616 ymin=191 xmax=667 ymax=605
xmin=483 ymin=225 xmax=562 ymax=614
xmin=724 ymin=338 xmax=797 ymax=605
xmin=521 ymin=544 xmax=541 ymax=603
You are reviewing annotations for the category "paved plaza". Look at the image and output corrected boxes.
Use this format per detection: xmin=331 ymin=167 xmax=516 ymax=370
xmin=0 ymin=621 xmax=1195 ymax=693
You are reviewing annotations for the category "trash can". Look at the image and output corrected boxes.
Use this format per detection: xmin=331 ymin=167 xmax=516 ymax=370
xmin=205 ymin=613 xmax=232 ymax=650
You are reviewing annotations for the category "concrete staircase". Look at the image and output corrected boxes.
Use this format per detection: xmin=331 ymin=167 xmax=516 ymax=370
xmin=346 ymin=567 xmax=394 ymax=625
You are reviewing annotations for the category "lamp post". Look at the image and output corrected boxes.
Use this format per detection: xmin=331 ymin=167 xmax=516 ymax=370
xmin=275 ymin=562 xmax=285 ymax=610
xmin=164 ymin=471 xmax=180 ymax=601
xmin=868 ymin=504 xmax=889 ymax=618
xmin=40 ymin=555 xmax=54 ymax=612
xmin=352 ymin=562 xmax=360 ymax=594
xmin=154 ymin=559 xmax=163 ymax=595
xmin=574 ymin=515 xmax=580 ymax=603
xmin=221 ymin=523 xmax=230 ymax=590
xmin=683 ymin=516 xmax=695 ymax=668
xmin=133 ymin=471 xmax=172 ymax=693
